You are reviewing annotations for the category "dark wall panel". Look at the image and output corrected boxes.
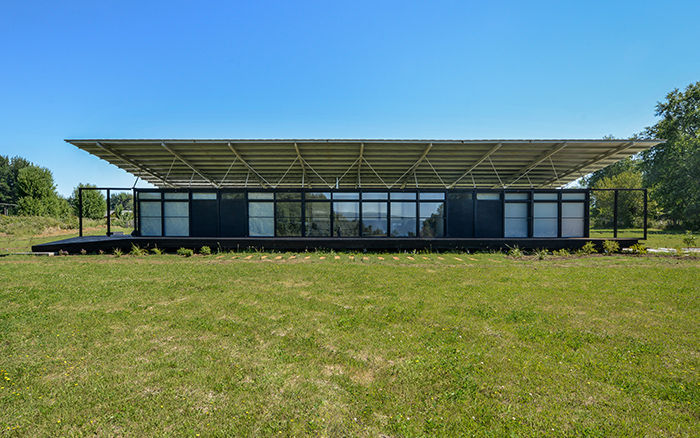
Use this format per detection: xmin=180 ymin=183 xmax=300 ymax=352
xmin=447 ymin=192 xmax=473 ymax=238
xmin=220 ymin=198 xmax=247 ymax=237
xmin=476 ymin=200 xmax=503 ymax=237
xmin=191 ymin=200 xmax=219 ymax=237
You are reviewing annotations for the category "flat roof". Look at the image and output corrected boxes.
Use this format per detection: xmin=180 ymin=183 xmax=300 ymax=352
xmin=66 ymin=138 xmax=663 ymax=189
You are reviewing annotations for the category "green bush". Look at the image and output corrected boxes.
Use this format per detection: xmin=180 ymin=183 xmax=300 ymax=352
xmin=150 ymin=247 xmax=163 ymax=255
xmin=507 ymin=246 xmax=523 ymax=258
xmin=629 ymin=243 xmax=647 ymax=254
xmin=113 ymin=248 xmax=123 ymax=258
xmin=579 ymin=241 xmax=598 ymax=255
xmin=682 ymin=231 xmax=696 ymax=248
xmin=553 ymin=248 xmax=571 ymax=257
xmin=130 ymin=244 xmax=147 ymax=256
xmin=602 ymin=240 xmax=620 ymax=254
xmin=177 ymin=247 xmax=194 ymax=257
xmin=534 ymin=248 xmax=549 ymax=260
xmin=199 ymin=246 xmax=212 ymax=255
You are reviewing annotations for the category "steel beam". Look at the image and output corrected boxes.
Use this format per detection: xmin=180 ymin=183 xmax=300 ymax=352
xmin=539 ymin=141 xmax=635 ymax=187
xmin=160 ymin=142 xmax=220 ymax=188
xmin=226 ymin=143 xmax=270 ymax=188
xmin=448 ymin=143 xmax=502 ymax=189
xmin=498 ymin=142 xmax=567 ymax=188
xmin=95 ymin=142 xmax=175 ymax=187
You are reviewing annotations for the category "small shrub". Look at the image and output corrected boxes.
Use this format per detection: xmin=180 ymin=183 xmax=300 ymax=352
xmin=200 ymin=246 xmax=212 ymax=255
xmin=177 ymin=247 xmax=194 ymax=257
xmin=113 ymin=248 xmax=123 ymax=257
xmin=674 ymin=246 xmax=686 ymax=256
xmin=682 ymin=231 xmax=696 ymax=248
xmin=98 ymin=249 xmax=104 ymax=255
xmin=151 ymin=247 xmax=162 ymax=255
xmin=58 ymin=249 xmax=69 ymax=256
xmin=602 ymin=240 xmax=620 ymax=254
xmin=553 ymin=248 xmax=570 ymax=257
xmin=579 ymin=241 xmax=597 ymax=255
xmin=629 ymin=243 xmax=647 ymax=254
xmin=507 ymin=246 xmax=523 ymax=258
xmin=534 ymin=248 xmax=549 ymax=260
xmin=130 ymin=244 xmax=147 ymax=256
xmin=80 ymin=249 xmax=87 ymax=255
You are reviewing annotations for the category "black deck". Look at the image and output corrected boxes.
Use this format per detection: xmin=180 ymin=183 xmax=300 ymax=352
xmin=32 ymin=235 xmax=641 ymax=253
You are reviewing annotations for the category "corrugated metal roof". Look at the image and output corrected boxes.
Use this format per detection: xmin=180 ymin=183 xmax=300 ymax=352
xmin=65 ymin=138 xmax=663 ymax=189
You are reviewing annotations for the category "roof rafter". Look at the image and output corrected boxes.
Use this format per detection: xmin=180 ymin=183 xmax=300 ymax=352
xmin=539 ymin=141 xmax=634 ymax=187
xmin=394 ymin=143 xmax=433 ymax=189
xmin=95 ymin=142 xmax=175 ymax=187
xmin=498 ymin=142 xmax=568 ymax=188
xmin=447 ymin=143 xmax=502 ymax=189
xmin=356 ymin=143 xmax=364 ymax=188
xmin=160 ymin=142 xmax=220 ymax=188
xmin=293 ymin=143 xmax=308 ymax=188
xmin=226 ymin=142 xmax=270 ymax=188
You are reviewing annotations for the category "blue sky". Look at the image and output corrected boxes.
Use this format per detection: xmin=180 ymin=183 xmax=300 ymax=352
xmin=1 ymin=1 xmax=698 ymax=196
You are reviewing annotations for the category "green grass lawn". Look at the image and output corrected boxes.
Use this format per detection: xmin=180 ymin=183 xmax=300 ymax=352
xmin=1 ymin=252 xmax=698 ymax=436
xmin=590 ymin=228 xmax=695 ymax=248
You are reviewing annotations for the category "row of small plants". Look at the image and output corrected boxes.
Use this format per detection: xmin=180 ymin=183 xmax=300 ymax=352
xmin=506 ymin=240 xmax=649 ymax=259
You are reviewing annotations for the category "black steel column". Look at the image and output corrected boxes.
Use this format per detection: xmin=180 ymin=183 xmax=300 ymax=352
xmin=106 ymin=189 xmax=111 ymax=236
xmin=78 ymin=188 xmax=83 ymax=237
xmin=643 ymin=188 xmax=648 ymax=240
xmin=613 ymin=190 xmax=619 ymax=238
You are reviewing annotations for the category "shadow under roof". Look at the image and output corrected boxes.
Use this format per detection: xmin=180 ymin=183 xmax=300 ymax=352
xmin=65 ymin=138 xmax=663 ymax=189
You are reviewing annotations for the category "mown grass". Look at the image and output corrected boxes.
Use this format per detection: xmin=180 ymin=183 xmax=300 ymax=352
xmin=0 ymin=253 xmax=698 ymax=436
xmin=590 ymin=227 xmax=696 ymax=248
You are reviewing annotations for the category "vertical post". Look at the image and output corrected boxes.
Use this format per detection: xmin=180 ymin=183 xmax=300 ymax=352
xmin=106 ymin=189 xmax=111 ymax=236
xmin=78 ymin=187 xmax=83 ymax=237
xmin=643 ymin=189 xmax=648 ymax=240
xmin=613 ymin=189 xmax=619 ymax=238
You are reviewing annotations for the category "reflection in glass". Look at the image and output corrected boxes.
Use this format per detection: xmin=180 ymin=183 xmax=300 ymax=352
xmin=419 ymin=202 xmax=444 ymax=237
xmin=275 ymin=201 xmax=301 ymax=236
xmin=362 ymin=201 xmax=387 ymax=236
xmin=390 ymin=202 xmax=416 ymax=237
xmin=333 ymin=202 xmax=359 ymax=236
xmin=305 ymin=202 xmax=330 ymax=236
xmin=249 ymin=201 xmax=274 ymax=236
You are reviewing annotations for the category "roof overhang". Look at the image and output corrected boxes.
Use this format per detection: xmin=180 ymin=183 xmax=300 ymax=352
xmin=65 ymin=139 xmax=663 ymax=189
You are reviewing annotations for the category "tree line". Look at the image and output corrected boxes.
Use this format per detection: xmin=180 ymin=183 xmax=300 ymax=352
xmin=0 ymin=157 xmax=132 ymax=220
xmin=585 ymin=82 xmax=699 ymax=230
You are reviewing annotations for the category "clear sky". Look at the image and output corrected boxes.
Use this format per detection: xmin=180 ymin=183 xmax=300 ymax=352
xmin=2 ymin=1 xmax=699 ymax=196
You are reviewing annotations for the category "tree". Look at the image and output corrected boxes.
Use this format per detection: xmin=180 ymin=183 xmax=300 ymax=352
xmin=15 ymin=165 xmax=67 ymax=217
xmin=641 ymin=82 xmax=700 ymax=229
xmin=590 ymin=169 xmax=647 ymax=228
xmin=69 ymin=184 xmax=106 ymax=220
xmin=584 ymin=156 xmax=641 ymax=189
xmin=0 ymin=155 xmax=32 ymax=205
xmin=110 ymin=192 xmax=133 ymax=211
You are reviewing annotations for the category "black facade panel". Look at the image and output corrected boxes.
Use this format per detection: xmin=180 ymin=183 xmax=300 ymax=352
xmin=446 ymin=192 xmax=473 ymax=237
xmin=220 ymin=198 xmax=247 ymax=237
xmin=191 ymin=200 xmax=219 ymax=237
xmin=475 ymin=199 xmax=503 ymax=237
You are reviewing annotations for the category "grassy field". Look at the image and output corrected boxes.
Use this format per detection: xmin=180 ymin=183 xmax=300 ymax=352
xmin=590 ymin=228 xmax=694 ymax=248
xmin=1 ymin=252 xmax=698 ymax=436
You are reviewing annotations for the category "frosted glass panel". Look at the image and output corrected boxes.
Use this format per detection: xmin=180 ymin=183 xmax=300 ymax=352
xmin=164 ymin=217 xmax=189 ymax=236
xmin=139 ymin=201 xmax=161 ymax=217
xmin=139 ymin=192 xmax=160 ymax=200
xmin=248 ymin=202 xmax=273 ymax=217
xmin=362 ymin=192 xmax=387 ymax=200
xmin=140 ymin=217 xmax=162 ymax=236
xmin=164 ymin=192 xmax=188 ymax=200
xmin=420 ymin=192 xmax=445 ymax=200
xmin=533 ymin=219 xmax=557 ymax=237
xmin=505 ymin=218 xmax=528 ymax=237
xmin=562 ymin=218 xmax=584 ymax=237
xmin=192 ymin=192 xmax=216 ymax=200
xmin=164 ymin=202 xmax=188 ymax=217
xmin=390 ymin=192 xmax=416 ymax=200
xmin=534 ymin=203 xmax=557 ymax=217
xmin=249 ymin=217 xmax=273 ymax=236
xmin=562 ymin=202 xmax=584 ymax=218
xmin=248 ymin=192 xmax=273 ymax=200
xmin=562 ymin=192 xmax=585 ymax=200
xmin=505 ymin=203 xmax=527 ymax=218
xmin=534 ymin=193 xmax=557 ymax=200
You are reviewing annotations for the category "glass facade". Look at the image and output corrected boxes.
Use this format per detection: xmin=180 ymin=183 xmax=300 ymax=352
xmin=137 ymin=189 xmax=587 ymax=240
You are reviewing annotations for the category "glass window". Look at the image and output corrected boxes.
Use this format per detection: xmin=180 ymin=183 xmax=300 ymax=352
xmin=362 ymin=201 xmax=387 ymax=236
xmin=192 ymin=192 xmax=216 ymax=200
xmin=333 ymin=202 xmax=359 ymax=236
xmin=562 ymin=192 xmax=586 ymax=200
xmin=505 ymin=203 xmax=528 ymax=237
xmin=276 ymin=201 xmax=301 ymax=236
xmin=534 ymin=192 xmax=558 ymax=200
xmin=164 ymin=192 xmax=188 ymax=200
xmin=249 ymin=201 xmax=273 ymax=236
xmin=419 ymin=202 xmax=444 ymax=237
xmin=533 ymin=202 xmax=557 ymax=237
xmin=390 ymin=202 xmax=417 ymax=237
xmin=164 ymin=218 xmax=189 ymax=236
xmin=138 ymin=192 xmax=161 ymax=200
xmin=139 ymin=201 xmax=161 ymax=236
xmin=362 ymin=192 xmax=388 ymax=200
xmin=390 ymin=192 xmax=417 ymax=200
xmin=333 ymin=192 xmax=359 ymax=200
xmin=476 ymin=192 xmax=500 ymax=200
xmin=164 ymin=201 xmax=188 ymax=217
xmin=306 ymin=192 xmax=331 ymax=200
xmin=277 ymin=192 xmax=301 ymax=200
xmin=248 ymin=192 xmax=273 ymax=200
xmin=420 ymin=192 xmax=445 ymax=200
xmin=505 ymin=192 xmax=529 ymax=200
xmin=305 ymin=202 xmax=331 ymax=236
xmin=562 ymin=202 xmax=584 ymax=237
